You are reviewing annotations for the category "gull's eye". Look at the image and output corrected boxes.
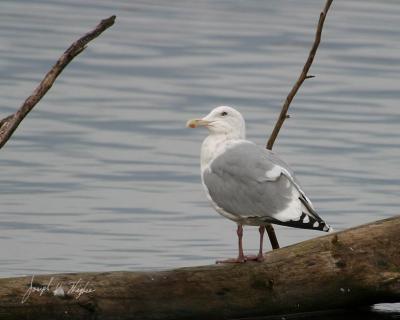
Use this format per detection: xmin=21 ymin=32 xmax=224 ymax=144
xmin=221 ymin=111 xmax=228 ymax=116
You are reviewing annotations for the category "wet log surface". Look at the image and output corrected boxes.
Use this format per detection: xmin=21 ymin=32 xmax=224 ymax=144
xmin=0 ymin=216 xmax=398 ymax=320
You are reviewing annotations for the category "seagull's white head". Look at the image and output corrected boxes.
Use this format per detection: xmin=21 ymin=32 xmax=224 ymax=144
xmin=186 ymin=106 xmax=245 ymax=140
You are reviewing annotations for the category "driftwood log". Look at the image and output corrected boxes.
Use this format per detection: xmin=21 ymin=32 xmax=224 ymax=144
xmin=0 ymin=216 xmax=398 ymax=320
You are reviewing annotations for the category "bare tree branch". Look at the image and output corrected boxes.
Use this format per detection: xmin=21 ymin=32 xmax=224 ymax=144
xmin=264 ymin=0 xmax=333 ymax=250
xmin=0 ymin=15 xmax=116 ymax=149
xmin=266 ymin=0 xmax=333 ymax=149
xmin=264 ymin=224 xmax=280 ymax=250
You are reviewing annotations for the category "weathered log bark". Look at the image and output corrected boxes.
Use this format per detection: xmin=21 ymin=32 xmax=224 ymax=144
xmin=0 ymin=216 xmax=398 ymax=320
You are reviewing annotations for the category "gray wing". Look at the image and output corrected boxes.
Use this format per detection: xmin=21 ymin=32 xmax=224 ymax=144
xmin=203 ymin=141 xmax=331 ymax=232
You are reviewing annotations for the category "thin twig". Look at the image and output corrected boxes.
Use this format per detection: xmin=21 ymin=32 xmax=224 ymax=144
xmin=267 ymin=0 xmax=333 ymax=150
xmin=0 ymin=15 xmax=116 ymax=149
xmin=264 ymin=0 xmax=333 ymax=250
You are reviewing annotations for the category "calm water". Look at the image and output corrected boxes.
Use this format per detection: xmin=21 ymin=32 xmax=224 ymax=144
xmin=0 ymin=0 xmax=399 ymax=317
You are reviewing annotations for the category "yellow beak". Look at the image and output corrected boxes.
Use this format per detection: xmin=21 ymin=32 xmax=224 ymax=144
xmin=186 ymin=119 xmax=211 ymax=128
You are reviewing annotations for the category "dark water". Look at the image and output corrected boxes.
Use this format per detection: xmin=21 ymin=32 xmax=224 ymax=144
xmin=0 ymin=0 xmax=399 ymax=317
xmin=251 ymin=306 xmax=400 ymax=320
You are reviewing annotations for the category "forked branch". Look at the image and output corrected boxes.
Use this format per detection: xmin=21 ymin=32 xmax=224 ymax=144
xmin=0 ymin=15 xmax=116 ymax=149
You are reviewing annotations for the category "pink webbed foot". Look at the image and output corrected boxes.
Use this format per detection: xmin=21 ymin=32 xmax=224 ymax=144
xmin=216 ymin=256 xmax=246 ymax=264
xmin=244 ymin=254 xmax=265 ymax=262
xmin=216 ymin=253 xmax=265 ymax=264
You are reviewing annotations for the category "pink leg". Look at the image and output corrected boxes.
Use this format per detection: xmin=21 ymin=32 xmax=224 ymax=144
xmin=245 ymin=226 xmax=265 ymax=262
xmin=237 ymin=224 xmax=245 ymax=261
xmin=216 ymin=225 xmax=246 ymax=264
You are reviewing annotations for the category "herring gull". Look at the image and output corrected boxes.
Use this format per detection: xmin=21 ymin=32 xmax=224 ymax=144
xmin=186 ymin=106 xmax=332 ymax=263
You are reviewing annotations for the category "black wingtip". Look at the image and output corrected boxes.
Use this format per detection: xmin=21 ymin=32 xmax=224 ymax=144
xmin=267 ymin=212 xmax=332 ymax=232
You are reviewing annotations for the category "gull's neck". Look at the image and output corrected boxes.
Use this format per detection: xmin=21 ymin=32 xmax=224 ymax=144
xmin=200 ymin=133 xmax=244 ymax=172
